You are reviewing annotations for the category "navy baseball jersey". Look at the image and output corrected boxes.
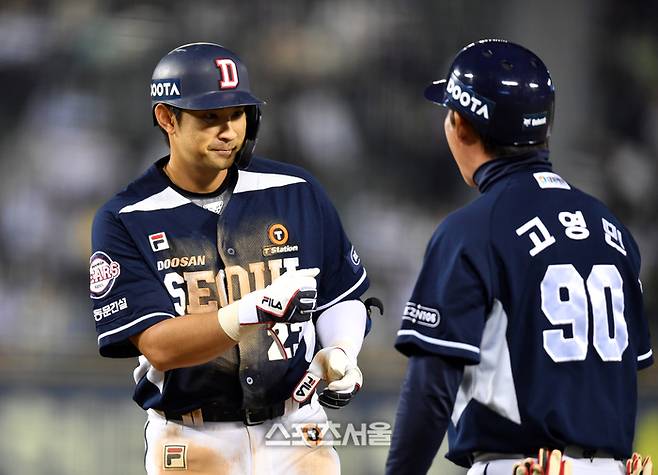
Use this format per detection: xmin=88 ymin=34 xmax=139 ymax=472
xmin=395 ymin=153 xmax=653 ymax=465
xmin=90 ymin=156 xmax=368 ymax=413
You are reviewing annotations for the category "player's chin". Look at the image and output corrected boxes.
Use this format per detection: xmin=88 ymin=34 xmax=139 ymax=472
xmin=204 ymin=150 xmax=236 ymax=169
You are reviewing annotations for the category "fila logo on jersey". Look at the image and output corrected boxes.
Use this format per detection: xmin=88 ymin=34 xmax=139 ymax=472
xmin=215 ymin=58 xmax=239 ymax=89
xmin=149 ymin=232 xmax=170 ymax=252
xmin=89 ymin=251 xmax=121 ymax=299
xmin=445 ymin=74 xmax=493 ymax=121
xmin=402 ymin=302 xmax=440 ymax=328
xmin=163 ymin=445 xmax=186 ymax=470
xmin=150 ymin=79 xmax=181 ymax=99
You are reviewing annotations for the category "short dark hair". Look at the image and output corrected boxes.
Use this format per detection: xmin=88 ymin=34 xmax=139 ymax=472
xmin=449 ymin=109 xmax=548 ymax=158
xmin=157 ymin=105 xmax=183 ymax=146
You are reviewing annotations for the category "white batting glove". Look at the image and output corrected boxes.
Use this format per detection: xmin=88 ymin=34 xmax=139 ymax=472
xmin=513 ymin=449 xmax=572 ymax=475
xmin=239 ymin=268 xmax=319 ymax=325
xmin=627 ymin=452 xmax=653 ymax=475
xmin=292 ymin=346 xmax=362 ymax=408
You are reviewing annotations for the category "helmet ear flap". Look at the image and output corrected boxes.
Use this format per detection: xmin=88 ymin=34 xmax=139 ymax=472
xmin=245 ymin=105 xmax=261 ymax=140
xmin=235 ymin=105 xmax=262 ymax=169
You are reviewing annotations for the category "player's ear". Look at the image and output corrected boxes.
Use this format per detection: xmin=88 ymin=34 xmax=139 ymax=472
xmin=451 ymin=110 xmax=479 ymax=146
xmin=154 ymin=104 xmax=177 ymax=134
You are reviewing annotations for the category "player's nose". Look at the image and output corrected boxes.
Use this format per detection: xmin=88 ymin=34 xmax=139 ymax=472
xmin=216 ymin=121 xmax=238 ymax=141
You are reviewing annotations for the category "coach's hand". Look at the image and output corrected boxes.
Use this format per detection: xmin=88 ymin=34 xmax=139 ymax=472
xmin=292 ymin=346 xmax=362 ymax=408
xmin=627 ymin=452 xmax=653 ymax=475
xmin=240 ymin=268 xmax=319 ymax=325
xmin=513 ymin=449 xmax=572 ymax=475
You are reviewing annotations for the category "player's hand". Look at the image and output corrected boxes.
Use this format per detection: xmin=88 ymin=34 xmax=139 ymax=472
xmin=513 ymin=449 xmax=572 ymax=475
xmin=627 ymin=452 xmax=653 ymax=475
xmin=292 ymin=346 xmax=362 ymax=408
xmin=239 ymin=268 xmax=319 ymax=325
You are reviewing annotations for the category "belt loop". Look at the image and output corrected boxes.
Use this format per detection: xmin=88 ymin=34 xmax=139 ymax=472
xmin=181 ymin=409 xmax=204 ymax=427
xmin=191 ymin=408 xmax=204 ymax=427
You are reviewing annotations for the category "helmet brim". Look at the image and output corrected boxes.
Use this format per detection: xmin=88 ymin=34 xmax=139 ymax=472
xmin=178 ymin=90 xmax=266 ymax=110
xmin=424 ymin=79 xmax=448 ymax=106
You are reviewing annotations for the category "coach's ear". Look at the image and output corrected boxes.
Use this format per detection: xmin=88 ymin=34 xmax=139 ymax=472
xmin=450 ymin=110 xmax=480 ymax=146
xmin=154 ymin=104 xmax=177 ymax=135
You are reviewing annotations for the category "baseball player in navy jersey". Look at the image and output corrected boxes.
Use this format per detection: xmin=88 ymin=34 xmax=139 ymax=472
xmin=90 ymin=42 xmax=370 ymax=474
xmin=385 ymin=39 xmax=654 ymax=475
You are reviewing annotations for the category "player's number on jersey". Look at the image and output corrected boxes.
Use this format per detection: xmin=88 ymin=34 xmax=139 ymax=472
xmin=540 ymin=264 xmax=628 ymax=362
xmin=267 ymin=323 xmax=304 ymax=360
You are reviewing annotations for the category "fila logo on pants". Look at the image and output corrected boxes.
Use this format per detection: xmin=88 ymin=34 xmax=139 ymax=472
xmin=163 ymin=445 xmax=187 ymax=470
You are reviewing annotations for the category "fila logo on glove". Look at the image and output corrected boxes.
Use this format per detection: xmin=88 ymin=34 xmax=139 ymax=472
xmin=261 ymin=296 xmax=284 ymax=311
xmin=295 ymin=373 xmax=320 ymax=400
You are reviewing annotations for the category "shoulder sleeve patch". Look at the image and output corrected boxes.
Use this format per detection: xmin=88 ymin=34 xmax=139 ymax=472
xmin=90 ymin=251 xmax=121 ymax=299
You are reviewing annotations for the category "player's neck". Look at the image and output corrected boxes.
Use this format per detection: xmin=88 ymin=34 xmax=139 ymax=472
xmin=454 ymin=146 xmax=492 ymax=188
xmin=163 ymin=157 xmax=228 ymax=194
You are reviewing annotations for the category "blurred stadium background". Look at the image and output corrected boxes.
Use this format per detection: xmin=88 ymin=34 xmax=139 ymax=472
xmin=0 ymin=0 xmax=657 ymax=474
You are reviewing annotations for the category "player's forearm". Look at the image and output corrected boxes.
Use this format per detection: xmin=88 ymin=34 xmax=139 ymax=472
xmin=130 ymin=306 xmax=240 ymax=371
xmin=130 ymin=268 xmax=318 ymax=371
xmin=316 ymin=299 xmax=367 ymax=359
xmin=385 ymin=355 xmax=464 ymax=475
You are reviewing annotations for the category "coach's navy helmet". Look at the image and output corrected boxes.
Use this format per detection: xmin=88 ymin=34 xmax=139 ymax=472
xmin=425 ymin=39 xmax=554 ymax=146
xmin=150 ymin=42 xmax=265 ymax=168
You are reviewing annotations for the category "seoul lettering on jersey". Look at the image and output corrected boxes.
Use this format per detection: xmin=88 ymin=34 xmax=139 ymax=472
xmin=159 ymin=255 xmax=306 ymax=362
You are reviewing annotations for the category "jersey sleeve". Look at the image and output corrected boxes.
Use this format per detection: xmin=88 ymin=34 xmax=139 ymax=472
xmin=395 ymin=219 xmax=491 ymax=364
xmin=90 ymin=207 xmax=175 ymax=358
xmin=309 ymin=179 xmax=369 ymax=314
xmin=625 ymin=231 xmax=654 ymax=370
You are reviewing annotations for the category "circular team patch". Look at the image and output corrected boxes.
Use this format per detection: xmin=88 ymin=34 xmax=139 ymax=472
xmin=89 ymin=251 xmax=121 ymax=299
xmin=268 ymin=223 xmax=289 ymax=245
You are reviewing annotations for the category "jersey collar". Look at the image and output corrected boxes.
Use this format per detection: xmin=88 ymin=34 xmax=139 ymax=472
xmin=154 ymin=156 xmax=239 ymax=199
xmin=473 ymin=150 xmax=552 ymax=193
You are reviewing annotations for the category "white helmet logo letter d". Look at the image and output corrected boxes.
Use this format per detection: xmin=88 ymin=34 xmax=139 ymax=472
xmin=215 ymin=58 xmax=239 ymax=89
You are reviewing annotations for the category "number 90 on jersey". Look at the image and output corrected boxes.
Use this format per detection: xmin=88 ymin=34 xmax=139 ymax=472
xmin=540 ymin=264 xmax=628 ymax=363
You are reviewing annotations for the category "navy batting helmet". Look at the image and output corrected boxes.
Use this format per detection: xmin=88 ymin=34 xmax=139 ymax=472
xmin=424 ymin=39 xmax=554 ymax=146
xmin=150 ymin=42 xmax=265 ymax=168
